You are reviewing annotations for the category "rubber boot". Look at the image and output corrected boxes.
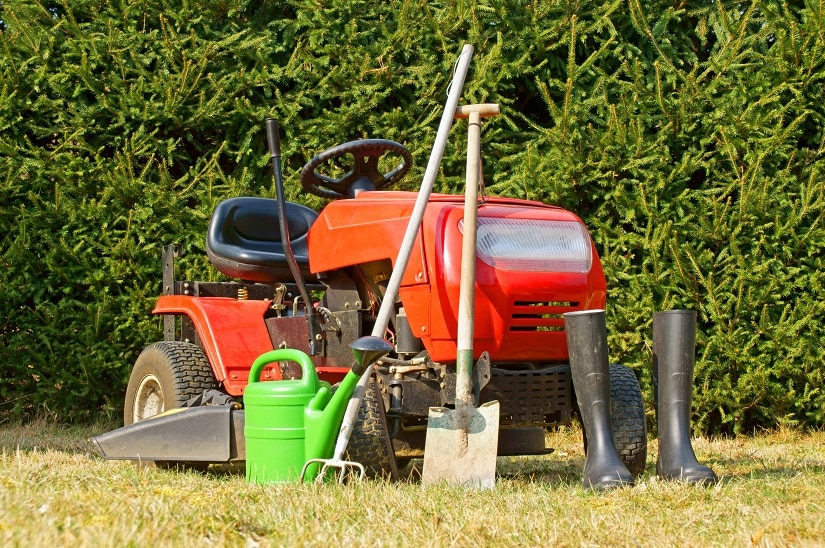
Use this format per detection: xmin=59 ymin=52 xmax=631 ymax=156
xmin=565 ymin=310 xmax=634 ymax=491
xmin=653 ymin=310 xmax=718 ymax=485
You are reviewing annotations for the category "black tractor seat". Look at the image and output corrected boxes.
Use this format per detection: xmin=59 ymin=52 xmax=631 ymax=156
xmin=205 ymin=197 xmax=318 ymax=284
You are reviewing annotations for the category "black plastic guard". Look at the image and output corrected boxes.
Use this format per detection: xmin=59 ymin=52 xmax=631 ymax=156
xmin=91 ymin=406 xmax=245 ymax=463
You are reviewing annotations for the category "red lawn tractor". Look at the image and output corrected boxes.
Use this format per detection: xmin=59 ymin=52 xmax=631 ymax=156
xmin=94 ymin=128 xmax=647 ymax=479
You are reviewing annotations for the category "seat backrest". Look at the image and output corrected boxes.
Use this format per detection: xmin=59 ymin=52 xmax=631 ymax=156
xmin=205 ymin=197 xmax=318 ymax=283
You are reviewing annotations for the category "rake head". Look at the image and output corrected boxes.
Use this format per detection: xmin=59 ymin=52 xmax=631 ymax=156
xmin=301 ymin=458 xmax=366 ymax=484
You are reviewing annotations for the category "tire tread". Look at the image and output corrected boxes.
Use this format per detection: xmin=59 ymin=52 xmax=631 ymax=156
xmin=342 ymin=379 xmax=399 ymax=480
xmin=609 ymin=363 xmax=648 ymax=476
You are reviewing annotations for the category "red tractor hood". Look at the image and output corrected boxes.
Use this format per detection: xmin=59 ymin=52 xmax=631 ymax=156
xmin=308 ymin=191 xmax=606 ymax=363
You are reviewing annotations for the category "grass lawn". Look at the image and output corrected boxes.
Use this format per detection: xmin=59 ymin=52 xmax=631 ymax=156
xmin=1 ymin=419 xmax=824 ymax=546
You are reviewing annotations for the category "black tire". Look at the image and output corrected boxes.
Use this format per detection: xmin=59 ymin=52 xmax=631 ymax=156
xmin=124 ymin=341 xmax=217 ymax=424
xmin=608 ymin=364 xmax=648 ymax=476
xmin=576 ymin=364 xmax=648 ymax=477
xmin=123 ymin=341 xmax=217 ymax=471
xmin=343 ymin=378 xmax=400 ymax=481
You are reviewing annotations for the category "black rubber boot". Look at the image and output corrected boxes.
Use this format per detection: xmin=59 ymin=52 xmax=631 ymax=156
xmin=653 ymin=310 xmax=718 ymax=485
xmin=565 ymin=310 xmax=634 ymax=491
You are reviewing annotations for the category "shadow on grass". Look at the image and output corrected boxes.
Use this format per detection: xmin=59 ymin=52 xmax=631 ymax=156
xmin=702 ymin=455 xmax=825 ymax=482
xmin=395 ymin=454 xmax=586 ymax=488
xmin=12 ymin=420 xmax=823 ymax=488
xmin=203 ymin=455 xmax=587 ymax=488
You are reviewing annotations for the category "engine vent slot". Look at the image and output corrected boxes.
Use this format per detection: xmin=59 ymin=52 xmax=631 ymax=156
xmin=510 ymin=301 xmax=578 ymax=332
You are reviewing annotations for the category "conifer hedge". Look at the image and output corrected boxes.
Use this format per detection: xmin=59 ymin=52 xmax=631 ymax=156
xmin=1 ymin=0 xmax=823 ymax=432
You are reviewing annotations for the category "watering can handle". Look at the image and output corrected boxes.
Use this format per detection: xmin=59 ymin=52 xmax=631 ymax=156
xmin=248 ymin=349 xmax=316 ymax=389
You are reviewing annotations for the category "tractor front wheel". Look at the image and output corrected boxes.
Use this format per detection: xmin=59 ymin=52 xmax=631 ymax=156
xmin=607 ymin=364 xmax=648 ymax=476
xmin=578 ymin=364 xmax=648 ymax=477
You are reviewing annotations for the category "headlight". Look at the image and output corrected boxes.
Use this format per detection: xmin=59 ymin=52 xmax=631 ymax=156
xmin=460 ymin=217 xmax=593 ymax=273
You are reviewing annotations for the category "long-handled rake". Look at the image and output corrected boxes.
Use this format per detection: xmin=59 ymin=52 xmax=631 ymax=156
xmin=300 ymin=43 xmax=475 ymax=483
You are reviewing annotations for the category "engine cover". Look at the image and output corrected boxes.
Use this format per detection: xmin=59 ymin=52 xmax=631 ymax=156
xmin=308 ymin=191 xmax=606 ymax=363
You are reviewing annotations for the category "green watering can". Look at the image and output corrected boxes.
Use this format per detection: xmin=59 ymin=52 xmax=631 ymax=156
xmin=243 ymin=347 xmax=366 ymax=484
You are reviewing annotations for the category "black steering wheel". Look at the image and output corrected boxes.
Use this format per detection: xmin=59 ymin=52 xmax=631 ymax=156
xmin=300 ymin=139 xmax=413 ymax=200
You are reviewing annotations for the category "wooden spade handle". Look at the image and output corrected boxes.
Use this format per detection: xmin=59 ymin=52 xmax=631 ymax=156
xmin=454 ymin=103 xmax=500 ymax=119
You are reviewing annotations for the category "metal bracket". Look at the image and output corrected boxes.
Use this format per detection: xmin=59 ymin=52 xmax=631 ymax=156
xmin=162 ymin=244 xmax=180 ymax=341
xmin=318 ymin=306 xmax=342 ymax=332
xmin=472 ymin=351 xmax=492 ymax=407
xmin=271 ymin=283 xmax=287 ymax=316
xmin=434 ymin=353 xmax=491 ymax=408
xmin=162 ymin=244 xmax=179 ymax=296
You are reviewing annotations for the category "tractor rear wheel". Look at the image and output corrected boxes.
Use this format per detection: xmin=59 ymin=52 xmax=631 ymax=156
xmin=124 ymin=341 xmax=217 ymax=424
xmin=343 ymin=378 xmax=400 ymax=481
xmin=124 ymin=341 xmax=217 ymax=471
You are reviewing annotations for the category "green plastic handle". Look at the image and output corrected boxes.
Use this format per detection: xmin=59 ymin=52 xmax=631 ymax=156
xmin=248 ymin=348 xmax=316 ymax=390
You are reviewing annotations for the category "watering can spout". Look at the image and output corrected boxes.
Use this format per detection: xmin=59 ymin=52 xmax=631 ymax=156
xmin=349 ymin=336 xmax=395 ymax=373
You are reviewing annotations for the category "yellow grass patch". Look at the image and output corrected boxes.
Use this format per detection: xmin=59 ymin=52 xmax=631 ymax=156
xmin=2 ymin=421 xmax=824 ymax=546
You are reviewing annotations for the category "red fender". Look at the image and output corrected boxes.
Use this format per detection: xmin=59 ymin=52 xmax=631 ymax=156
xmin=152 ymin=295 xmax=278 ymax=396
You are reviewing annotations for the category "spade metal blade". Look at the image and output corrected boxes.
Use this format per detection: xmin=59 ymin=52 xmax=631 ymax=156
xmin=421 ymin=400 xmax=500 ymax=489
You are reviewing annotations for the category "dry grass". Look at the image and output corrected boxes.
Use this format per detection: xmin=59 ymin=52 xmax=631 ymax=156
xmin=2 ymin=419 xmax=824 ymax=547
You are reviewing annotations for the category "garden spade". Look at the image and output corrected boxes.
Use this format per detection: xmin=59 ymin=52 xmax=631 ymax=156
xmin=422 ymin=103 xmax=501 ymax=489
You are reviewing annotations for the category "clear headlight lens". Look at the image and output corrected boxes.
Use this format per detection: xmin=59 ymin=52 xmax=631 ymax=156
xmin=460 ymin=217 xmax=593 ymax=272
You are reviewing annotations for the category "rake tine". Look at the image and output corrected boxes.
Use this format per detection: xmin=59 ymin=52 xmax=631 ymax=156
xmin=301 ymin=458 xmax=366 ymax=484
